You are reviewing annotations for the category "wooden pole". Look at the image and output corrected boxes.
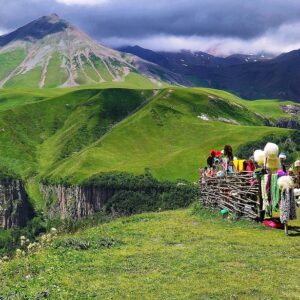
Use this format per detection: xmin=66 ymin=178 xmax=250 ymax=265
xmin=257 ymin=175 xmax=264 ymax=222
xmin=284 ymin=222 xmax=289 ymax=236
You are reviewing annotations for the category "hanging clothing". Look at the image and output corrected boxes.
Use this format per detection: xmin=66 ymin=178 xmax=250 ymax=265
xmin=233 ymin=160 xmax=245 ymax=172
xmin=280 ymin=188 xmax=297 ymax=223
xmin=266 ymin=174 xmax=272 ymax=216
xmin=261 ymin=175 xmax=272 ymax=216
xmin=271 ymin=174 xmax=280 ymax=211
xmin=246 ymin=160 xmax=255 ymax=172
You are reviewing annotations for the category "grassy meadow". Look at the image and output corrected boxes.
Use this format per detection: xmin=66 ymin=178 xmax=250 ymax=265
xmin=1 ymin=205 xmax=299 ymax=299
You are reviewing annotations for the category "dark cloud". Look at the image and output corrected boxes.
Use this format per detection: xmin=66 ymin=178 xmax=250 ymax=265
xmin=1 ymin=0 xmax=300 ymax=54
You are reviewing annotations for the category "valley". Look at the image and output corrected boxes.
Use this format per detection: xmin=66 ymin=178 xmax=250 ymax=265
xmin=0 ymin=11 xmax=299 ymax=299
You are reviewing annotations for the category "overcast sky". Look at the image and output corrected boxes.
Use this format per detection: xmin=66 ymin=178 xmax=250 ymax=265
xmin=1 ymin=0 xmax=300 ymax=56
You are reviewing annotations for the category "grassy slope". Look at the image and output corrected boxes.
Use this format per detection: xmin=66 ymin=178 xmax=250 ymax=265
xmin=0 ymin=48 xmax=162 ymax=88
xmin=242 ymin=99 xmax=300 ymax=119
xmin=1 ymin=207 xmax=299 ymax=299
xmin=44 ymin=53 xmax=69 ymax=88
xmin=44 ymin=88 xmax=291 ymax=183
xmin=0 ymin=49 xmax=26 ymax=81
xmin=201 ymin=88 xmax=300 ymax=119
xmin=0 ymin=86 xmax=294 ymax=186
xmin=0 ymin=88 xmax=154 ymax=178
xmin=4 ymin=66 xmax=43 ymax=88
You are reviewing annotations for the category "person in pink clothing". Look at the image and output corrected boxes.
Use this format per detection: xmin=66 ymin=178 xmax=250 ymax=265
xmin=246 ymin=160 xmax=255 ymax=172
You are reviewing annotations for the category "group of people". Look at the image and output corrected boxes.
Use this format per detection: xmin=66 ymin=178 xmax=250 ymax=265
xmin=200 ymin=142 xmax=299 ymax=224
xmin=201 ymin=144 xmax=299 ymax=186
xmin=202 ymin=144 xmax=256 ymax=177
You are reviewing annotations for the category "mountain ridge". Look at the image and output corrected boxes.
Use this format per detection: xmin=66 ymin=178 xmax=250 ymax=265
xmin=118 ymin=45 xmax=300 ymax=102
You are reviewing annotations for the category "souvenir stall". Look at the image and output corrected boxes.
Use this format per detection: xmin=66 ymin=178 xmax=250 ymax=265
xmin=199 ymin=143 xmax=298 ymax=235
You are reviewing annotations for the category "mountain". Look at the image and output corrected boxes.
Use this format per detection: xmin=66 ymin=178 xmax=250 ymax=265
xmin=119 ymin=45 xmax=300 ymax=102
xmin=0 ymin=14 xmax=185 ymax=88
xmin=118 ymin=46 xmax=271 ymax=71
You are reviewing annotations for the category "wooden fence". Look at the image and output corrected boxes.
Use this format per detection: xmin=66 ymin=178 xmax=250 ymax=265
xmin=199 ymin=172 xmax=261 ymax=220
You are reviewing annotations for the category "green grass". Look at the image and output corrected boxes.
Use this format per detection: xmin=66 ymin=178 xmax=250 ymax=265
xmin=44 ymin=53 xmax=69 ymax=88
xmin=200 ymin=88 xmax=299 ymax=119
xmin=90 ymin=54 xmax=113 ymax=82
xmin=4 ymin=67 xmax=43 ymax=88
xmin=125 ymin=71 xmax=162 ymax=88
xmin=0 ymin=49 xmax=26 ymax=81
xmin=80 ymin=54 xmax=100 ymax=83
xmin=1 ymin=206 xmax=299 ymax=299
xmin=241 ymin=99 xmax=300 ymax=119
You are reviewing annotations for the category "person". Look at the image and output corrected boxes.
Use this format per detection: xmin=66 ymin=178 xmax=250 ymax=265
xmin=288 ymin=168 xmax=294 ymax=176
xmin=207 ymin=150 xmax=216 ymax=168
xmin=279 ymin=153 xmax=287 ymax=173
xmin=246 ymin=159 xmax=255 ymax=172
xmin=224 ymin=145 xmax=234 ymax=173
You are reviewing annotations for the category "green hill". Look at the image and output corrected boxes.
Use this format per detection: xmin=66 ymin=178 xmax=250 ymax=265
xmin=0 ymin=86 xmax=294 ymax=186
xmin=1 ymin=206 xmax=299 ymax=299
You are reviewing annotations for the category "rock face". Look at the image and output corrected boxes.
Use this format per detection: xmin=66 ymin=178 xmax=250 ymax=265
xmin=275 ymin=118 xmax=300 ymax=130
xmin=0 ymin=179 xmax=116 ymax=229
xmin=40 ymin=184 xmax=115 ymax=220
xmin=0 ymin=179 xmax=33 ymax=229
xmin=281 ymin=105 xmax=300 ymax=115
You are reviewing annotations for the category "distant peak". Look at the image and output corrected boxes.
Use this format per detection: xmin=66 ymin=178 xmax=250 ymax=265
xmin=0 ymin=14 xmax=74 ymax=47
xmin=38 ymin=13 xmax=71 ymax=27
xmin=49 ymin=13 xmax=59 ymax=18
xmin=45 ymin=13 xmax=61 ymax=23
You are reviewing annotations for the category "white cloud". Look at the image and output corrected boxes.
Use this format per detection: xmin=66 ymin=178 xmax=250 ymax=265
xmin=0 ymin=28 xmax=8 ymax=36
xmin=55 ymin=0 xmax=108 ymax=6
xmin=103 ymin=21 xmax=300 ymax=56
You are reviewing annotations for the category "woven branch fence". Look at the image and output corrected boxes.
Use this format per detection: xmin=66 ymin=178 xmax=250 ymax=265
xmin=199 ymin=172 xmax=262 ymax=220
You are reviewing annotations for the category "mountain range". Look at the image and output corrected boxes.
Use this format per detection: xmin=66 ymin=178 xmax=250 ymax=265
xmin=1 ymin=14 xmax=300 ymax=102
xmin=118 ymin=46 xmax=300 ymax=102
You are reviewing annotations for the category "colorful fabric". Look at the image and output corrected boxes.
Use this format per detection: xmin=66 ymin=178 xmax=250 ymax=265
xmin=266 ymin=174 xmax=272 ymax=216
xmin=233 ymin=160 xmax=245 ymax=172
xmin=280 ymin=188 xmax=297 ymax=223
xmin=271 ymin=174 xmax=280 ymax=210
xmin=246 ymin=160 xmax=255 ymax=172
xmin=261 ymin=175 xmax=271 ymax=215
xmin=210 ymin=150 xmax=222 ymax=157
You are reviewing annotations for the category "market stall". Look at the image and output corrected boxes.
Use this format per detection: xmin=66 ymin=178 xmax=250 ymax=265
xmin=199 ymin=143 xmax=299 ymax=235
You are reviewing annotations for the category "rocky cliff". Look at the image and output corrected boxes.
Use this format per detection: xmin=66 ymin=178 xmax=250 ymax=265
xmin=0 ymin=179 xmax=33 ymax=229
xmin=0 ymin=179 xmax=115 ymax=229
xmin=275 ymin=118 xmax=300 ymax=130
xmin=40 ymin=184 xmax=115 ymax=220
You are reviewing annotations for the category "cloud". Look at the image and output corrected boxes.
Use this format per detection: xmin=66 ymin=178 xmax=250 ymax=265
xmin=0 ymin=29 xmax=8 ymax=36
xmin=55 ymin=0 xmax=108 ymax=6
xmin=104 ymin=21 xmax=300 ymax=56
xmin=1 ymin=0 xmax=300 ymax=55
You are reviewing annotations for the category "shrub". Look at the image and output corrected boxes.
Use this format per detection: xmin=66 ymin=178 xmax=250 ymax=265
xmin=102 ymin=173 xmax=198 ymax=216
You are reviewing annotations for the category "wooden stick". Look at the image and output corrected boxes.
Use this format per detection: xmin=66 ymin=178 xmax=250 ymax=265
xmin=284 ymin=222 xmax=289 ymax=236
